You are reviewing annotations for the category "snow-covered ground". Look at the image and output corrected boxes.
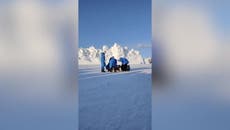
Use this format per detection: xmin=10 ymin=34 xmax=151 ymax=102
xmin=79 ymin=65 xmax=151 ymax=130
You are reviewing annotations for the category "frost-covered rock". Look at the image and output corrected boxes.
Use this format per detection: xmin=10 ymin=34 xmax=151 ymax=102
xmin=79 ymin=43 xmax=149 ymax=65
xmin=144 ymin=57 xmax=152 ymax=64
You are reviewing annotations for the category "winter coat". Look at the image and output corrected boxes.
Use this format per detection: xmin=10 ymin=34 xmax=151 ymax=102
xmin=119 ymin=57 xmax=129 ymax=65
xmin=109 ymin=57 xmax=117 ymax=69
xmin=100 ymin=52 xmax=106 ymax=67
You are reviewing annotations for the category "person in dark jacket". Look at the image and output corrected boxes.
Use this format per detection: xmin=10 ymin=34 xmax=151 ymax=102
xmin=100 ymin=52 xmax=106 ymax=72
xmin=119 ymin=57 xmax=129 ymax=71
xmin=106 ymin=56 xmax=117 ymax=72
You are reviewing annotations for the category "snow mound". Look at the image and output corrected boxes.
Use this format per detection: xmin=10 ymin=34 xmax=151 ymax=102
xmin=144 ymin=57 xmax=152 ymax=64
xmin=79 ymin=43 xmax=151 ymax=65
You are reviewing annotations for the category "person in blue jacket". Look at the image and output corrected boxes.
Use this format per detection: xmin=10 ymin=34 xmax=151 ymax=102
xmin=106 ymin=56 xmax=117 ymax=72
xmin=119 ymin=57 xmax=129 ymax=71
xmin=100 ymin=52 xmax=106 ymax=72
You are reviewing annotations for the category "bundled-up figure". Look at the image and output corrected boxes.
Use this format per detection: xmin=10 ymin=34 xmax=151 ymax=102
xmin=100 ymin=52 xmax=106 ymax=72
xmin=106 ymin=56 xmax=117 ymax=72
xmin=119 ymin=57 xmax=129 ymax=71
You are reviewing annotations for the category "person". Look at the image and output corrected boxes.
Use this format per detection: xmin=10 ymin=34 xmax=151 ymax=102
xmin=100 ymin=52 xmax=106 ymax=72
xmin=118 ymin=57 xmax=129 ymax=71
xmin=106 ymin=56 xmax=117 ymax=72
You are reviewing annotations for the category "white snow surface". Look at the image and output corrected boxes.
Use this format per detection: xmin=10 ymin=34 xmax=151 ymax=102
xmin=79 ymin=65 xmax=151 ymax=130
xmin=79 ymin=43 xmax=151 ymax=65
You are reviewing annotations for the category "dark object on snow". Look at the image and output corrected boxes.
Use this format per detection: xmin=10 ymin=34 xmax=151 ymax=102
xmin=105 ymin=56 xmax=131 ymax=72
xmin=121 ymin=64 xmax=128 ymax=71
xmin=119 ymin=57 xmax=130 ymax=71
xmin=106 ymin=64 xmax=130 ymax=72
xmin=126 ymin=65 xmax=130 ymax=71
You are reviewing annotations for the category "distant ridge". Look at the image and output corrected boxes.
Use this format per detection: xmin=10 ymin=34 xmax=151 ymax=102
xmin=79 ymin=43 xmax=151 ymax=65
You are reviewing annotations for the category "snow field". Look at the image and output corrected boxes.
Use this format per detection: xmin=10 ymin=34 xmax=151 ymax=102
xmin=79 ymin=65 xmax=151 ymax=130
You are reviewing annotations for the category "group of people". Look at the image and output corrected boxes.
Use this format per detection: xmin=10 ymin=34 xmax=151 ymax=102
xmin=100 ymin=52 xmax=129 ymax=72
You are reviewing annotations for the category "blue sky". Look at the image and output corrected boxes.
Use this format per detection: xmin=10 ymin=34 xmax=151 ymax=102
xmin=79 ymin=0 xmax=151 ymax=58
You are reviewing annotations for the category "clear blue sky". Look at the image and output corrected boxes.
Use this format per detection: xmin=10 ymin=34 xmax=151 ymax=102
xmin=79 ymin=0 xmax=151 ymax=58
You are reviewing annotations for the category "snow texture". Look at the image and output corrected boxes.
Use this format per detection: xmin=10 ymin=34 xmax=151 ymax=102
xmin=79 ymin=43 xmax=151 ymax=65
xmin=79 ymin=65 xmax=151 ymax=130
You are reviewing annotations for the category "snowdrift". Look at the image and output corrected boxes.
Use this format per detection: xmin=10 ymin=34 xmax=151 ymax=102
xmin=79 ymin=43 xmax=151 ymax=65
